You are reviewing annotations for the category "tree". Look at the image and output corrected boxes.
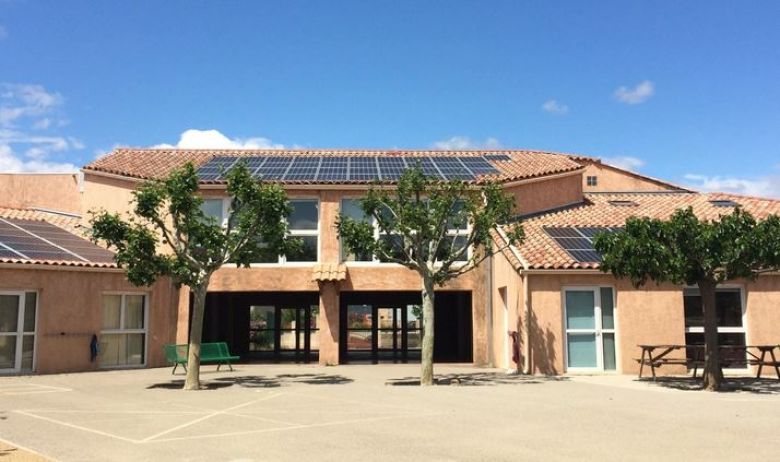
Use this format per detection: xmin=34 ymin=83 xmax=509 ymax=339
xmin=90 ymin=162 xmax=296 ymax=390
xmin=337 ymin=167 xmax=524 ymax=385
xmin=593 ymin=207 xmax=780 ymax=391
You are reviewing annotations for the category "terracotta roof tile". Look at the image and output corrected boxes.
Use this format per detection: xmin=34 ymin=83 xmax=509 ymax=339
xmin=312 ymin=263 xmax=347 ymax=282
xmin=83 ymin=148 xmax=583 ymax=185
xmin=510 ymin=192 xmax=780 ymax=270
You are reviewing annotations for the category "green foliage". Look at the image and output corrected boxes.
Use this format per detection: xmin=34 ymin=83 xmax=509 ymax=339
xmin=336 ymin=167 xmax=524 ymax=285
xmin=89 ymin=161 xmax=297 ymax=288
xmin=593 ymin=207 xmax=780 ymax=287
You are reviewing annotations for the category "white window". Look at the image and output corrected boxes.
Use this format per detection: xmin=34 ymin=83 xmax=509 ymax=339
xmin=683 ymin=287 xmax=747 ymax=368
xmin=340 ymin=198 xmax=470 ymax=264
xmin=200 ymin=198 xmax=227 ymax=226
xmin=0 ymin=291 xmax=37 ymax=373
xmin=563 ymin=287 xmax=617 ymax=372
xmin=100 ymin=294 xmax=147 ymax=368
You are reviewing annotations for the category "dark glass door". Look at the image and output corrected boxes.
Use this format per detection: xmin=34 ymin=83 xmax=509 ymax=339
xmin=249 ymin=304 xmax=319 ymax=363
xmin=345 ymin=303 xmax=422 ymax=363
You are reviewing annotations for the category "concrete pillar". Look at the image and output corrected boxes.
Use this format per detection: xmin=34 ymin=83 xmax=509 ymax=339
xmin=175 ymin=286 xmax=190 ymax=344
xmin=318 ymin=282 xmax=340 ymax=365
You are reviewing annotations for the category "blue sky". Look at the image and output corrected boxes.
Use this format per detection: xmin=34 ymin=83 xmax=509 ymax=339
xmin=1 ymin=1 xmax=779 ymax=196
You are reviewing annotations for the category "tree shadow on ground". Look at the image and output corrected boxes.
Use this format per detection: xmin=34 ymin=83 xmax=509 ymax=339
xmin=638 ymin=377 xmax=780 ymax=394
xmin=147 ymin=373 xmax=353 ymax=390
xmin=386 ymin=372 xmax=568 ymax=386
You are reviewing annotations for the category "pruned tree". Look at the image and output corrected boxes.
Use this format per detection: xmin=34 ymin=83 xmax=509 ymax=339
xmin=90 ymin=162 xmax=297 ymax=390
xmin=593 ymin=207 xmax=780 ymax=391
xmin=337 ymin=167 xmax=524 ymax=385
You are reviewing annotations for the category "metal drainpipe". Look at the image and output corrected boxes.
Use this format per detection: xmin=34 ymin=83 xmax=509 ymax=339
xmin=485 ymin=252 xmax=493 ymax=367
xmin=522 ymin=272 xmax=532 ymax=375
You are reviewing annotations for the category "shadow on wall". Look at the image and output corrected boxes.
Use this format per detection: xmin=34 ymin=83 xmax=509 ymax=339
xmin=147 ymin=373 xmax=354 ymax=390
xmin=520 ymin=309 xmax=558 ymax=375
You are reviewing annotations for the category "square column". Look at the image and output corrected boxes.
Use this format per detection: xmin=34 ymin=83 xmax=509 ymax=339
xmin=318 ymin=282 xmax=340 ymax=365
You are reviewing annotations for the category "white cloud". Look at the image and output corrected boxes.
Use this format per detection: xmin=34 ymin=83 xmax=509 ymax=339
xmin=683 ymin=173 xmax=780 ymax=199
xmin=152 ymin=129 xmax=284 ymax=150
xmin=0 ymin=83 xmax=81 ymax=173
xmin=614 ymin=80 xmax=655 ymax=104
xmin=541 ymin=99 xmax=569 ymax=115
xmin=603 ymin=156 xmax=645 ymax=172
xmin=431 ymin=136 xmax=502 ymax=150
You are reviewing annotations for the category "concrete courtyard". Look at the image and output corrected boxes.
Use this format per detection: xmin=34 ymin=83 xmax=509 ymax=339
xmin=0 ymin=364 xmax=778 ymax=462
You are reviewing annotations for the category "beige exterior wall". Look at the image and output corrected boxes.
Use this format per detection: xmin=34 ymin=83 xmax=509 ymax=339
xmin=581 ymin=163 xmax=676 ymax=193
xmin=0 ymin=173 xmax=82 ymax=214
xmin=489 ymin=249 xmax=522 ymax=369
xmin=0 ymin=266 xmax=178 ymax=374
xmin=80 ymin=173 xmax=139 ymax=222
xmin=505 ymin=172 xmax=583 ymax=215
xmin=519 ymin=272 xmax=780 ymax=377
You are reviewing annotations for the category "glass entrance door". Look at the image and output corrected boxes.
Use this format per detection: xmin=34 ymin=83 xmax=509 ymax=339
xmin=249 ymin=304 xmax=318 ymax=363
xmin=564 ymin=287 xmax=616 ymax=372
xmin=346 ymin=303 xmax=422 ymax=362
xmin=0 ymin=292 xmax=36 ymax=373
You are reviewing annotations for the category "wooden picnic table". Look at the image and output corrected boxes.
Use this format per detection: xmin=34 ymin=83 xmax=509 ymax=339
xmin=637 ymin=344 xmax=780 ymax=380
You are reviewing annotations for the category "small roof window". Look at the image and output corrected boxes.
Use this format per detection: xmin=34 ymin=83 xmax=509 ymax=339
xmin=709 ymin=199 xmax=740 ymax=207
xmin=608 ymin=200 xmax=638 ymax=207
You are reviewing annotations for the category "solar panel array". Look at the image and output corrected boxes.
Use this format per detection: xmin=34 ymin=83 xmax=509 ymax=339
xmin=195 ymin=155 xmax=503 ymax=182
xmin=543 ymin=227 xmax=623 ymax=263
xmin=0 ymin=217 xmax=115 ymax=264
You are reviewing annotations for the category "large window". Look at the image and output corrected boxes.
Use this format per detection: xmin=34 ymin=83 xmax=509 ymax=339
xmin=100 ymin=294 xmax=147 ymax=368
xmin=340 ymin=198 xmax=469 ymax=263
xmin=564 ymin=287 xmax=616 ymax=371
xmin=683 ymin=287 xmax=746 ymax=368
xmin=0 ymin=291 xmax=37 ymax=373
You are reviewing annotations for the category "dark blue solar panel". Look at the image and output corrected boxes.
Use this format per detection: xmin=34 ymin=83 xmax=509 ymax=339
xmin=317 ymin=157 xmax=348 ymax=181
xmin=577 ymin=227 xmax=613 ymax=238
xmin=378 ymin=157 xmax=407 ymax=180
xmin=432 ymin=157 xmax=473 ymax=180
xmin=404 ymin=157 xmax=443 ymax=180
xmin=458 ymin=157 xmax=499 ymax=175
xmin=255 ymin=156 xmax=292 ymax=180
xmin=483 ymin=154 xmax=511 ymax=161
xmin=284 ymin=157 xmax=321 ymax=181
xmin=543 ymin=227 xmax=621 ymax=263
xmin=349 ymin=157 xmax=379 ymax=181
xmin=196 ymin=156 xmax=239 ymax=181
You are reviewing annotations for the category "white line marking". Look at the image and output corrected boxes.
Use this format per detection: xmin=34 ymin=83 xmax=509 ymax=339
xmin=140 ymin=393 xmax=283 ymax=442
xmin=147 ymin=412 xmax=441 ymax=444
xmin=13 ymin=410 xmax=141 ymax=444
xmin=17 ymin=409 xmax=204 ymax=415
xmin=0 ymin=436 xmax=58 ymax=462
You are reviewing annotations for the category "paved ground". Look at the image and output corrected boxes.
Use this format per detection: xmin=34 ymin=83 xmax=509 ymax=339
xmin=0 ymin=364 xmax=778 ymax=462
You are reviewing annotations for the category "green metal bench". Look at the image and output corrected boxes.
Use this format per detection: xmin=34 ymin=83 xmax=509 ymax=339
xmin=163 ymin=342 xmax=240 ymax=375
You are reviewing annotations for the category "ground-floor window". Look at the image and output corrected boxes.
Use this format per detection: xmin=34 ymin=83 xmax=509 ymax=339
xmin=564 ymin=287 xmax=616 ymax=371
xmin=99 ymin=293 xmax=147 ymax=368
xmin=683 ymin=287 xmax=746 ymax=368
xmin=248 ymin=304 xmax=319 ymax=362
xmin=0 ymin=291 xmax=37 ymax=373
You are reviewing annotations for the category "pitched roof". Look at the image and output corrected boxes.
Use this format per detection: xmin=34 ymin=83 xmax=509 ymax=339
xmin=83 ymin=148 xmax=583 ymax=185
xmin=511 ymin=192 xmax=780 ymax=270
xmin=0 ymin=208 xmax=117 ymax=269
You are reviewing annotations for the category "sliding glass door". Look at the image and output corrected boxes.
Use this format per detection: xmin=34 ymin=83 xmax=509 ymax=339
xmin=564 ymin=287 xmax=617 ymax=372
xmin=0 ymin=292 xmax=37 ymax=373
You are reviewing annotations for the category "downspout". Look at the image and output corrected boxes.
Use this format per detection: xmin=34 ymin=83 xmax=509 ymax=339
xmin=485 ymin=252 xmax=493 ymax=367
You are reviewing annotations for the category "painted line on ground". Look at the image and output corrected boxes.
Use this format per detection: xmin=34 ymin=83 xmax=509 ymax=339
xmin=13 ymin=410 xmax=141 ymax=444
xmin=0 ymin=436 xmax=58 ymax=462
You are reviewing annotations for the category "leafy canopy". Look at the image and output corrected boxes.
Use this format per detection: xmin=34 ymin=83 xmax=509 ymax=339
xmin=593 ymin=207 xmax=780 ymax=286
xmin=337 ymin=167 xmax=524 ymax=285
xmin=90 ymin=161 xmax=298 ymax=287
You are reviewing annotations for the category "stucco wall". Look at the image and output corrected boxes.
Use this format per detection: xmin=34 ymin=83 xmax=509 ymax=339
xmin=0 ymin=174 xmax=82 ymax=214
xmin=581 ymin=163 xmax=676 ymax=192
xmin=0 ymin=266 xmax=178 ymax=374
xmin=524 ymin=273 xmax=780 ymax=377
xmin=505 ymin=173 xmax=583 ymax=216
xmin=489 ymin=250 xmax=522 ymax=370
xmin=81 ymin=173 xmax=139 ymax=222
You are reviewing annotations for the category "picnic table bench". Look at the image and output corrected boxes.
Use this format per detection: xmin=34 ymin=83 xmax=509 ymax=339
xmin=637 ymin=344 xmax=780 ymax=380
xmin=164 ymin=342 xmax=240 ymax=374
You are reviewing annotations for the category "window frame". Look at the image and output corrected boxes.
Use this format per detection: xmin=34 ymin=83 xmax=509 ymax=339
xmin=561 ymin=285 xmax=619 ymax=374
xmin=682 ymin=284 xmax=748 ymax=371
xmin=99 ymin=292 xmax=149 ymax=369
xmin=0 ymin=290 xmax=38 ymax=374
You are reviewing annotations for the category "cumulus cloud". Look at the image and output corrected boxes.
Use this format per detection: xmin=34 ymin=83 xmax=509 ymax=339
xmin=683 ymin=173 xmax=780 ymax=199
xmin=603 ymin=156 xmax=645 ymax=172
xmin=152 ymin=129 xmax=284 ymax=150
xmin=431 ymin=136 xmax=502 ymax=150
xmin=614 ymin=80 xmax=655 ymax=104
xmin=541 ymin=99 xmax=569 ymax=115
xmin=0 ymin=83 xmax=81 ymax=172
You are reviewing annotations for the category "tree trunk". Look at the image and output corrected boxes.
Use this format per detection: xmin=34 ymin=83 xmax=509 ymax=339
xmin=420 ymin=275 xmax=436 ymax=386
xmin=698 ymin=279 xmax=723 ymax=392
xmin=184 ymin=282 xmax=209 ymax=390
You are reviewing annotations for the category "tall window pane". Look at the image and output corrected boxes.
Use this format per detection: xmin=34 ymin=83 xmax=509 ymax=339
xmin=102 ymin=295 xmax=121 ymax=330
xmin=125 ymin=295 xmax=145 ymax=329
xmin=23 ymin=292 xmax=36 ymax=332
xmin=200 ymin=199 xmax=224 ymax=223
xmin=600 ymin=287 xmax=614 ymax=330
xmin=0 ymin=295 xmax=19 ymax=332
xmin=289 ymin=200 xmax=318 ymax=230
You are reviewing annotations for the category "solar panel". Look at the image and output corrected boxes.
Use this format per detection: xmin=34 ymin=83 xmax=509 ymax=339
xmin=348 ymin=157 xmax=379 ymax=181
xmin=0 ymin=247 xmax=22 ymax=259
xmin=317 ymin=157 xmax=348 ymax=181
xmin=20 ymin=220 xmax=115 ymax=263
xmin=458 ymin=157 xmax=499 ymax=175
xmin=255 ymin=156 xmax=292 ymax=180
xmin=377 ymin=157 xmax=407 ymax=180
xmin=543 ymin=226 xmax=619 ymax=263
xmin=196 ymin=156 xmax=239 ymax=181
xmin=483 ymin=154 xmax=511 ymax=161
xmin=403 ymin=157 xmax=443 ymax=180
xmin=284 ymin=157 xmax=321 ymax=181
xmin=0 ymin=219 xmax=79 ymax=261
xmin=432 ymin=157 xmax=473 ymax=180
